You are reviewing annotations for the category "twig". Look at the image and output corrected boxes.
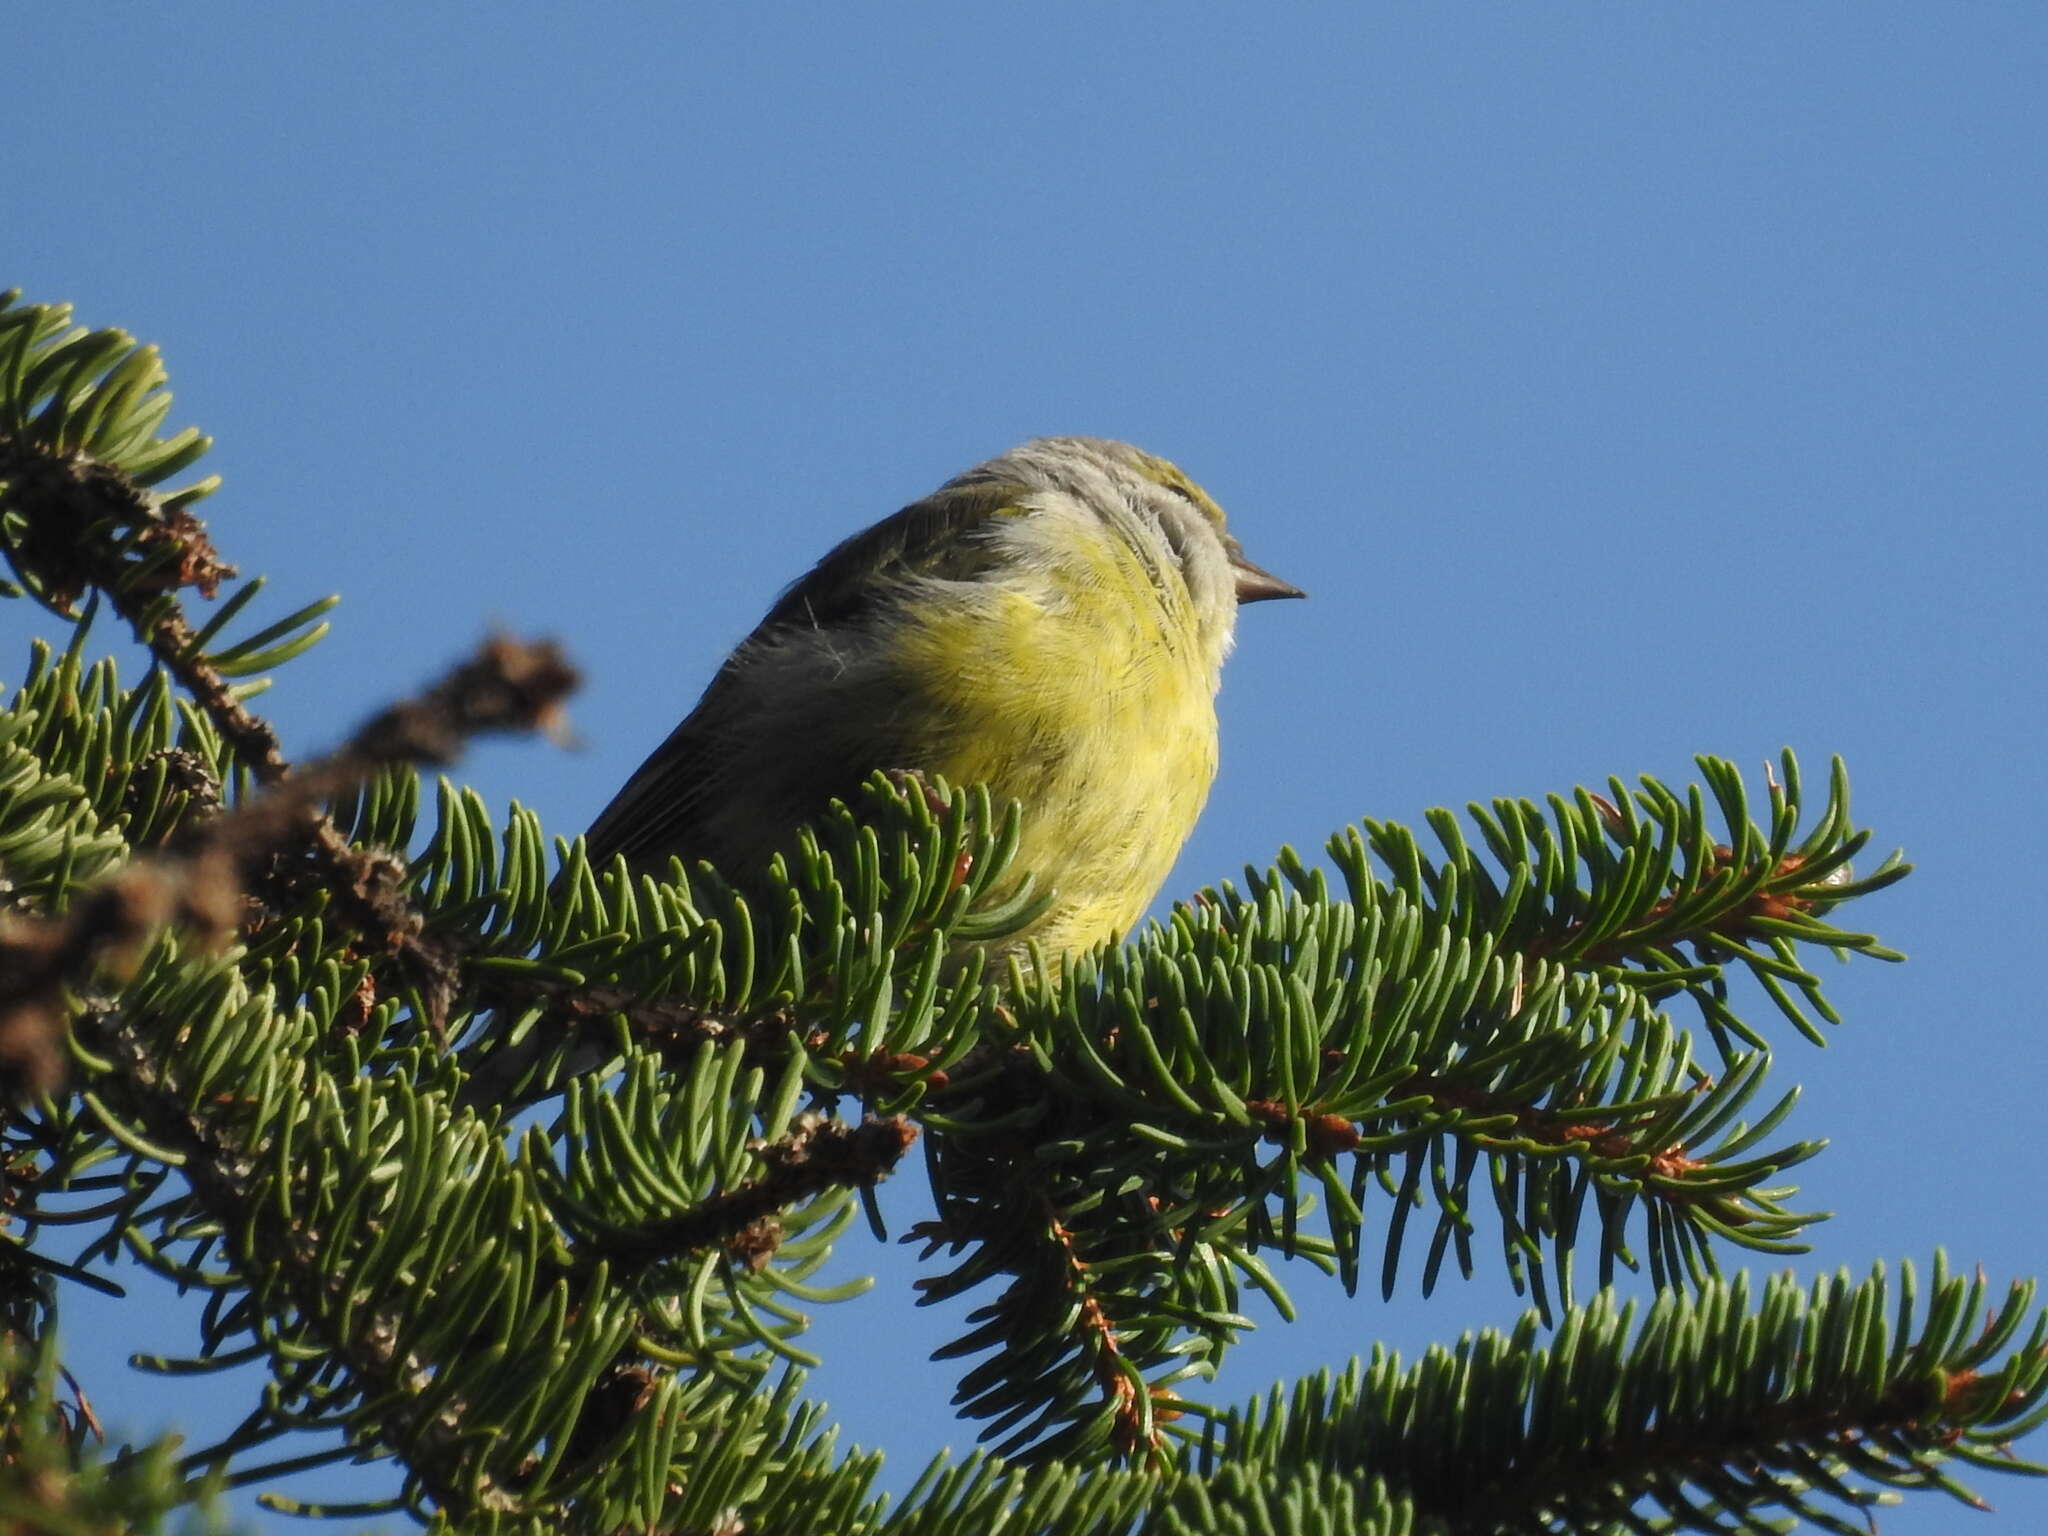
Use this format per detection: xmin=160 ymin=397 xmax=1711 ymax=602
xmin=0 ymin=636 xmax=581 ymax=1094
xmin=0 ymin=440 xmax=280 ymax=779
xmin=579 ymin=1114 xmax=916 ymax=1273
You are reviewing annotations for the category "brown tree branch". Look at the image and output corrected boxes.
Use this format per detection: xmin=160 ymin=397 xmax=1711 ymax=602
xmin=0 ymin=636 xmax=580 ymax=1094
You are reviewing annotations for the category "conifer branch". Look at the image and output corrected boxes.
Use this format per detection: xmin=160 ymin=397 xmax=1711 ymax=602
xmin=0 ymin=420 xmax=281 ymax=782
xmin=451 ymin=774 xmax=1022 ymax=1107
xmin=584 ymin=1112 xmax=915 ymax=1274
xmin=226 ymin=631 xmax=580 ymax=1033
xmin=79 ymin=1004 xmax=522 ymax=1516
xmin=0 ymin=634 xmax=579 ymax=1097
xmin=1204 ymin=1260 xmax=2048 ymax=1535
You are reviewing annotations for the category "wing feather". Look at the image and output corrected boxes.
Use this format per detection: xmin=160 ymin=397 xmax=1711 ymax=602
xmin=583 ymin=478 xmax=1032 ymax=874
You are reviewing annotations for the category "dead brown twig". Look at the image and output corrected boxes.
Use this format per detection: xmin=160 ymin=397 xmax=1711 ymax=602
xmin=0 ymin=635 xmax=581 ymax=1097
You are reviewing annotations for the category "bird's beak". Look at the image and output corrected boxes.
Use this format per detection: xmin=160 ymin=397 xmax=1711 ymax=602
xmin=1230 ymin=555 xmax=1306 ymax=604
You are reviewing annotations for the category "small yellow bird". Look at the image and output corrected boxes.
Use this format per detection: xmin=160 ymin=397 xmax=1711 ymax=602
xmin=582 ymin=436 xmax=1300 ymax=961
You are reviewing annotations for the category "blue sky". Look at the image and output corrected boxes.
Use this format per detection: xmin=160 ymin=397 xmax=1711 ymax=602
xmin=11 ymin=6 xmax=2046 ymax=1531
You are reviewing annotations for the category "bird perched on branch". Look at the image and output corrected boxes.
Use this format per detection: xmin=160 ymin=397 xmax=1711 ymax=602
xmin=582 ymin=435 xmax=1302 ymax=960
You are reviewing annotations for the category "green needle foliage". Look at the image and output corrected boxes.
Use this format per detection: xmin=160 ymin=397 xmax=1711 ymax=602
xmin=0 ymin=286 xmax=2041 ymax=1534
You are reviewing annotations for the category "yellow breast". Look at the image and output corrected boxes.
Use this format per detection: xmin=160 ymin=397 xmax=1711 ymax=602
xmin=889 ymin=513 xmax=1223 ymax=961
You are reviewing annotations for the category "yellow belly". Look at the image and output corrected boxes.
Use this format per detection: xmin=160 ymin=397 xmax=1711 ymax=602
xmin=895 ymin=575 xmax=1221 ymax=962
